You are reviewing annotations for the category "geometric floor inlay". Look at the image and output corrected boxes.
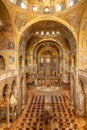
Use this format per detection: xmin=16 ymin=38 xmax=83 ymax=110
xmin=11 ymin=90 xmax=82 ymax=130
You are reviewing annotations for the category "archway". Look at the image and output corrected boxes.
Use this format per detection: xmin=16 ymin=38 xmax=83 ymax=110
xmin=33 ymin=41 xmax=62 ymax=87
xmin=18 ymin=16 xmax=77 ymax=47
xmin=0 ymin=55 xmax=5 ymax=71
xmin=72 ymin=55 xmax=76 ymax=68
xmin=19 ymin=20 xmax=77 ymax=90
xmin=18 ymin=19 xmax=77 ymax=96
xmin=0 ymin=1 xmax=14 ymax=50
xmin=3 ymin=84 xmax=9 ymax=102
xmin=19 ymin=55 xmax=23 ymax=68
xmin=11 ymin=80 xmax=17 ymax=98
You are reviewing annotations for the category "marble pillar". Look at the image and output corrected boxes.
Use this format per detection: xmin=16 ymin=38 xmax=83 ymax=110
xmin=74 ymin=70 xmax=85 ymax=116
xmin=21 ymin=73 xmax=27 ymax=105
xmin=70 ymin=77 xmax=74 ymax=106
xmin=76 ymin=89 xmax=85 ymax=116
xmin=17 ymin=73 xmax=22 ymax=114
xmin=73 ymin=69 xmax=79 ymax=113
xmin=6 ymin=94 xmax=10 ymax=128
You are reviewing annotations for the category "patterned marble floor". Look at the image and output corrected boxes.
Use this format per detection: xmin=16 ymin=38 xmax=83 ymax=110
xmin=10 ymin=89 xmax=86 ymax=130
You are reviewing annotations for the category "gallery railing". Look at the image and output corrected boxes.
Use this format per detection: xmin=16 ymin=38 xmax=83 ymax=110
xmin=0 ymin=70 xmax=16 ymax=81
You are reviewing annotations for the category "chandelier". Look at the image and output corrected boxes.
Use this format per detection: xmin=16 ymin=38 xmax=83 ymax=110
xmin=35 ymin=30 xmax=60 ymax=37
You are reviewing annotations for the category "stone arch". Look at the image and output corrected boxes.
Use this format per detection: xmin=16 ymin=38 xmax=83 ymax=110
xmin=3 ymin=84 xmax=9 ymax=102
xmin=33 ymin=40 xmax=63 ymax=66
xmin=0 ymin=55 xmax=5 ymax=71
xmin=18 ymin=17 xmax=77 ymax=52
xmin=33 ymin=39 xmax=63 ymax=59
xmin=18 ymin=16 xmax=77 ymax=45
xmin=0 ymin=0 xmax=13 ymax=24
xmin=19 ymin=55 xmax=23 ymax=68
xmin=71 ymin=55 xmax=76 ymax=68
xmin=0 ymin=1 xmax=14 ymax=50
xmin=11 ymin=80 xmax=16 ymax=98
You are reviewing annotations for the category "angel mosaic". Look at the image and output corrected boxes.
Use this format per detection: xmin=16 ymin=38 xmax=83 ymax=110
xmin=66 ymin=11 xmax=79 ymax=29
xmin=15 ymin=12 xmax=28 ymax=31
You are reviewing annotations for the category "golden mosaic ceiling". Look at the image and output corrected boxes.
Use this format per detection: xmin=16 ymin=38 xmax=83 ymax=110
xmin=20 ymin=20 xmax=76 ymax=51
xmin=28 ymin=0 xmax=68 ymax=5
xmin=8 ymin=0 xmax=82 ymax=13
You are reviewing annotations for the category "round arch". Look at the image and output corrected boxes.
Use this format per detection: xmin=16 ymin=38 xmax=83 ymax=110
xmin=0 ymin=0 xmax=14 ymax=31
xmin=18 ymin=16 xmax=77 ymax=49
xmin=11 ymin=80 xmax=16 ymax=97
xmin=33 ymin=40 xmax=63 ymax=60
xmin=0 ymin=55 xmax=5 ymax=71
xmin=19 ymin=55 xmax=23 ymax=68
xmin=3 ymin=84 xmax=9 ymax=101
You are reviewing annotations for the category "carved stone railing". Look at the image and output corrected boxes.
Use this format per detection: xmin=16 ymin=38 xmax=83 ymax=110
xmin=71 ymin=68 xmax=87 ymax=78
xmin=79 ymin=70 xmax=87 ymax=78
xmin=0 ymin=70 xmax=17 ymax=81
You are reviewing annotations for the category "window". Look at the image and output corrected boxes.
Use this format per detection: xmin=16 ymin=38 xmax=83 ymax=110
xmin=55 ymin=4 xmax=61 ymax=12
xmin=33 ymin=6 xmax=38 ymax=12
xmin=9 ymin=0 xmax=14 ymax=3
xmin=44 ymin=6 xmax=50 ymax=13
xmin=69 ymin=0 xmax=74 ymax=7
xmin=21 ymin=2 xmax=26 ymax=9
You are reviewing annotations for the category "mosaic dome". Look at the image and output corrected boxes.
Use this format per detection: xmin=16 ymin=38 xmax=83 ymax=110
xmin=9 ymin=0 xmax=82 ymax=13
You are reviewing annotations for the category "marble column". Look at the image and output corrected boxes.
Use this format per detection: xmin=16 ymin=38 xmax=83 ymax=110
xmin=6 ymin=93 xmax=10 ymax=128
xmin=17 ymin=73 xmax=22 ymax=114
xmin=73 ymin=50 xmax=79 ymax=114
xmin=74 ymin=68 xmax=79 ymax=114
xmin=70 ymin=56 xmax=75 ymax=106
xmin=74 ymin=72 xmax=85 ymax=116
xmin=21 ymin=73 xmax=27 ymax=105
xmin=70 ymin=76 xmax=74 ymax=106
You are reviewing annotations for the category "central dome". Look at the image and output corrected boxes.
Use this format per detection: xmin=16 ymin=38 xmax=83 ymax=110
xmin=9 ymin=0 xmax=82 ymax=13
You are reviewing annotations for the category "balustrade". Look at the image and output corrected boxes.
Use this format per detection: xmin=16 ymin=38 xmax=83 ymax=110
xmin=0 ymin=70 xmax=16 ymax=81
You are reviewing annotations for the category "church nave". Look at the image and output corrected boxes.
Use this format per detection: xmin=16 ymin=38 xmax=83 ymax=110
xmin=10 ymin=89 xmax=85 ymax=130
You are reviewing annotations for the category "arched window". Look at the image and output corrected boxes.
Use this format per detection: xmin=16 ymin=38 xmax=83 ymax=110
xmin=3 ymin=84 xmax=9 ymax=101
xmin=19 ymin=55 xmax=23 ymax=68
xmin=21 ymin=2 xmax=26 ymax=9
xmin=68 ymin=0 xmax=77 ymax=7
xmin=0 ymin=55 xmax=5 ymax=71
xmin=55 ymin=4 xmax=61 ymax=12
xmin=12 ymin=80 xmax=16 ymax=97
